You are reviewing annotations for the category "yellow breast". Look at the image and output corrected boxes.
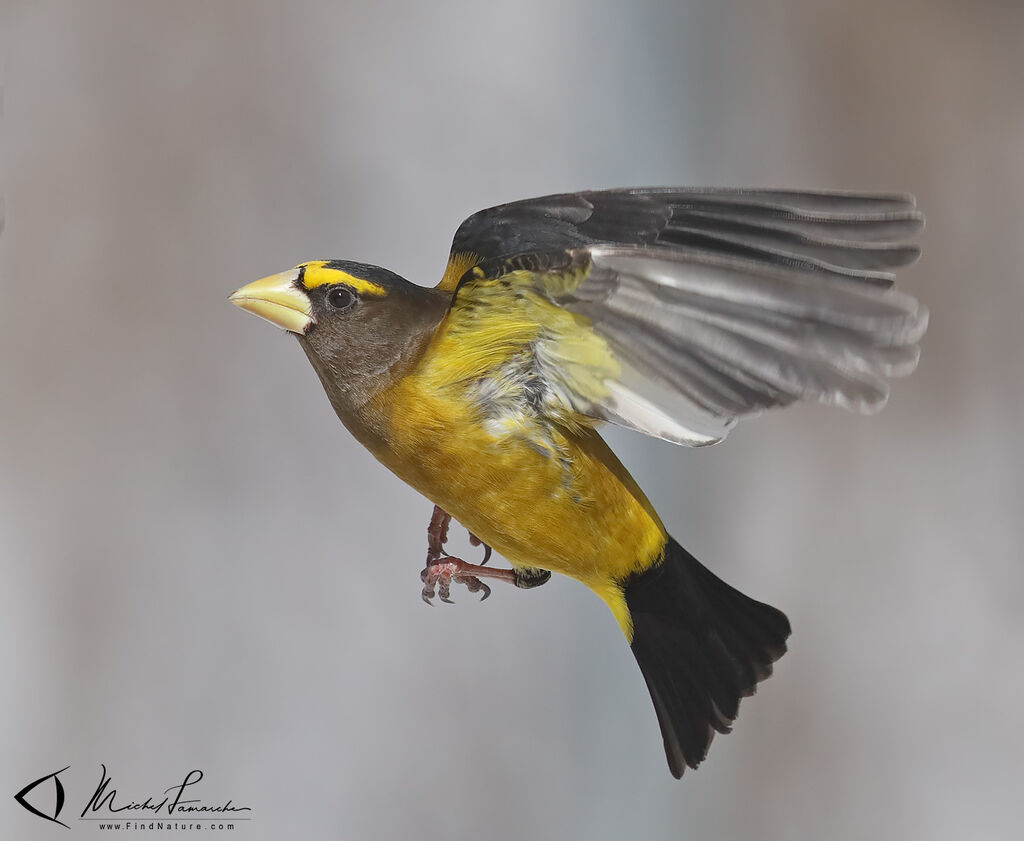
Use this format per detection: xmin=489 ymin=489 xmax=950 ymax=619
xmin=363 ymin=359 xmax=666 ymax=596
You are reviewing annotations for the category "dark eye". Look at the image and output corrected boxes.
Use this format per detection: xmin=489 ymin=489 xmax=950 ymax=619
xmin=326 ymin=286 xmax=356 ymax=311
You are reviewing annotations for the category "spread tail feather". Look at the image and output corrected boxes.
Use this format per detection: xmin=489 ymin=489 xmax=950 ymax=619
xmin=624 ymin=537 xmax=791 ymax=776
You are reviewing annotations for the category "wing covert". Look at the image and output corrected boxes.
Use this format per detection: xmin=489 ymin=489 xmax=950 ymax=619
xmin=438 ymin=187 xmax=923 ymax=290
xmin=436 ymin=189 xmax=927 ymax=446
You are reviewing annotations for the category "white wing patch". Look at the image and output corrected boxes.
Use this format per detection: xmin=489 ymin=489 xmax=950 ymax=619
xmin=552 ymin=245 xmax=927 ymax=446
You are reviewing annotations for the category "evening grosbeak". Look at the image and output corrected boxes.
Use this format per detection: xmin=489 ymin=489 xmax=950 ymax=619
xmin=231 ymin=188 xmax=927 ymax=777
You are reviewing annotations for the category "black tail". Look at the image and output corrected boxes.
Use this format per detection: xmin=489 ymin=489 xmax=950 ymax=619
xmin=624 ymin=536 xmax=791 ymax=777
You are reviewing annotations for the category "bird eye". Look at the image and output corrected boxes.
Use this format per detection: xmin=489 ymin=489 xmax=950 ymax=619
xmin=326 ymin=286 xmax=356 ymax=311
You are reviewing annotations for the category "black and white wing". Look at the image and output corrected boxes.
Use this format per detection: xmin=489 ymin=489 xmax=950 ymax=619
xmin=440 ymin=188 xmax=928 ymax=446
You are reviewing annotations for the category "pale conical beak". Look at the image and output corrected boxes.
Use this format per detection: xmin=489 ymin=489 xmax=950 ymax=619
xmin=230 ymin=270 xmax=314 ymax=334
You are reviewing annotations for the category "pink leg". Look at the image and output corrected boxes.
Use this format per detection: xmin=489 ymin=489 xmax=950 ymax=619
xmin=421 ymin=557 xmax=518 ymax=604
xmin=420 ymin=505 xmax=546 ymax=604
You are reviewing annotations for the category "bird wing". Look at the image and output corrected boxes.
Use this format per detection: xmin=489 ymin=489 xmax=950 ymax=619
xmin=436 ymin=188 xmax=928 ymax=447
xmin=439 ymin=187 xmax=923 ymax=290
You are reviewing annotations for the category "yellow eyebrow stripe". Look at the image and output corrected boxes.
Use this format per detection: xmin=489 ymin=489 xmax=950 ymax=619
xmin=299 ymin=261 xmax=388 ymax=296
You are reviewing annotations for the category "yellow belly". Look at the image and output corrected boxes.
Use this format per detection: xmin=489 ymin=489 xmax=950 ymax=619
xmin=360 ymin=373 xmax=667 ymax=634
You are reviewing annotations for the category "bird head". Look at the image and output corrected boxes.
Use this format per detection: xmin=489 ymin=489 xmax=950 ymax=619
xmin=231 ymin=260 xmax=450 ymax=413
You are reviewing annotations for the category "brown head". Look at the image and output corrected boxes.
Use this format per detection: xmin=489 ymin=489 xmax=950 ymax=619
xmin=230 ymin=260 xmax=451 ymax=421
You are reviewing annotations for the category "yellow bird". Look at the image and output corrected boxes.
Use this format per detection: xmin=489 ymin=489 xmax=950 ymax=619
xmin=230 ymin=188 xmax=927 ymax=777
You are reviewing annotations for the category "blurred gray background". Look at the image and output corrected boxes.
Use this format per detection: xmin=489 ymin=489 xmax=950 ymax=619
xmin=2 ymin=1 xmax=1021 ymax=839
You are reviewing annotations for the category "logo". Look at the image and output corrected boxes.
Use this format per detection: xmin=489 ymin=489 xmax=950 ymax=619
xmin=14 ymin=765 xmax=251 ymax=831
xmin=14 ymin=765 xmax=70 ymax=828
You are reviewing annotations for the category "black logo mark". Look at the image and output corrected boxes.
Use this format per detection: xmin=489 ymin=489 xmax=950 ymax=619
xmin=14 ymin=765 xmax=70 ymax=828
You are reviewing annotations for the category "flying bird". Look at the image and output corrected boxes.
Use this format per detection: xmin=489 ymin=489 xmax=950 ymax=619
xmin=230 ymin=187 xmax=927 ymax=777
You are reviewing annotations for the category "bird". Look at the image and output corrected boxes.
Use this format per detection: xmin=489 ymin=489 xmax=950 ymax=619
xmin=230 ymin=187 xmax=927 ymax=777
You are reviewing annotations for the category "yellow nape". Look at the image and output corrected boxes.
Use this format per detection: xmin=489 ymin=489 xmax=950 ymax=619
xmin=299 ymin=260 xmax=388 ymax=297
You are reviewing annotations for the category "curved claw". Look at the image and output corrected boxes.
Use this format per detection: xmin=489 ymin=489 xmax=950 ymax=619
xmin=438 ymin=574 xmax=454 ymax=604
xmin=420 ymin=558 xmax=499 ymax=605
xmin=467 ymin=532 xmax=493 ymax=566
xmin=421 ymin=567 xmax=437 ymax=605
xmin=462 ymin=576 xmax=491 ymax=601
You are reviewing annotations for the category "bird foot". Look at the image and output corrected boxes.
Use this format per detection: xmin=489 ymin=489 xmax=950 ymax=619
xmin=420 ymin=505 xmax=546 ymax=604
xmin=420 ymin=557 xmax=517 ymax=604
